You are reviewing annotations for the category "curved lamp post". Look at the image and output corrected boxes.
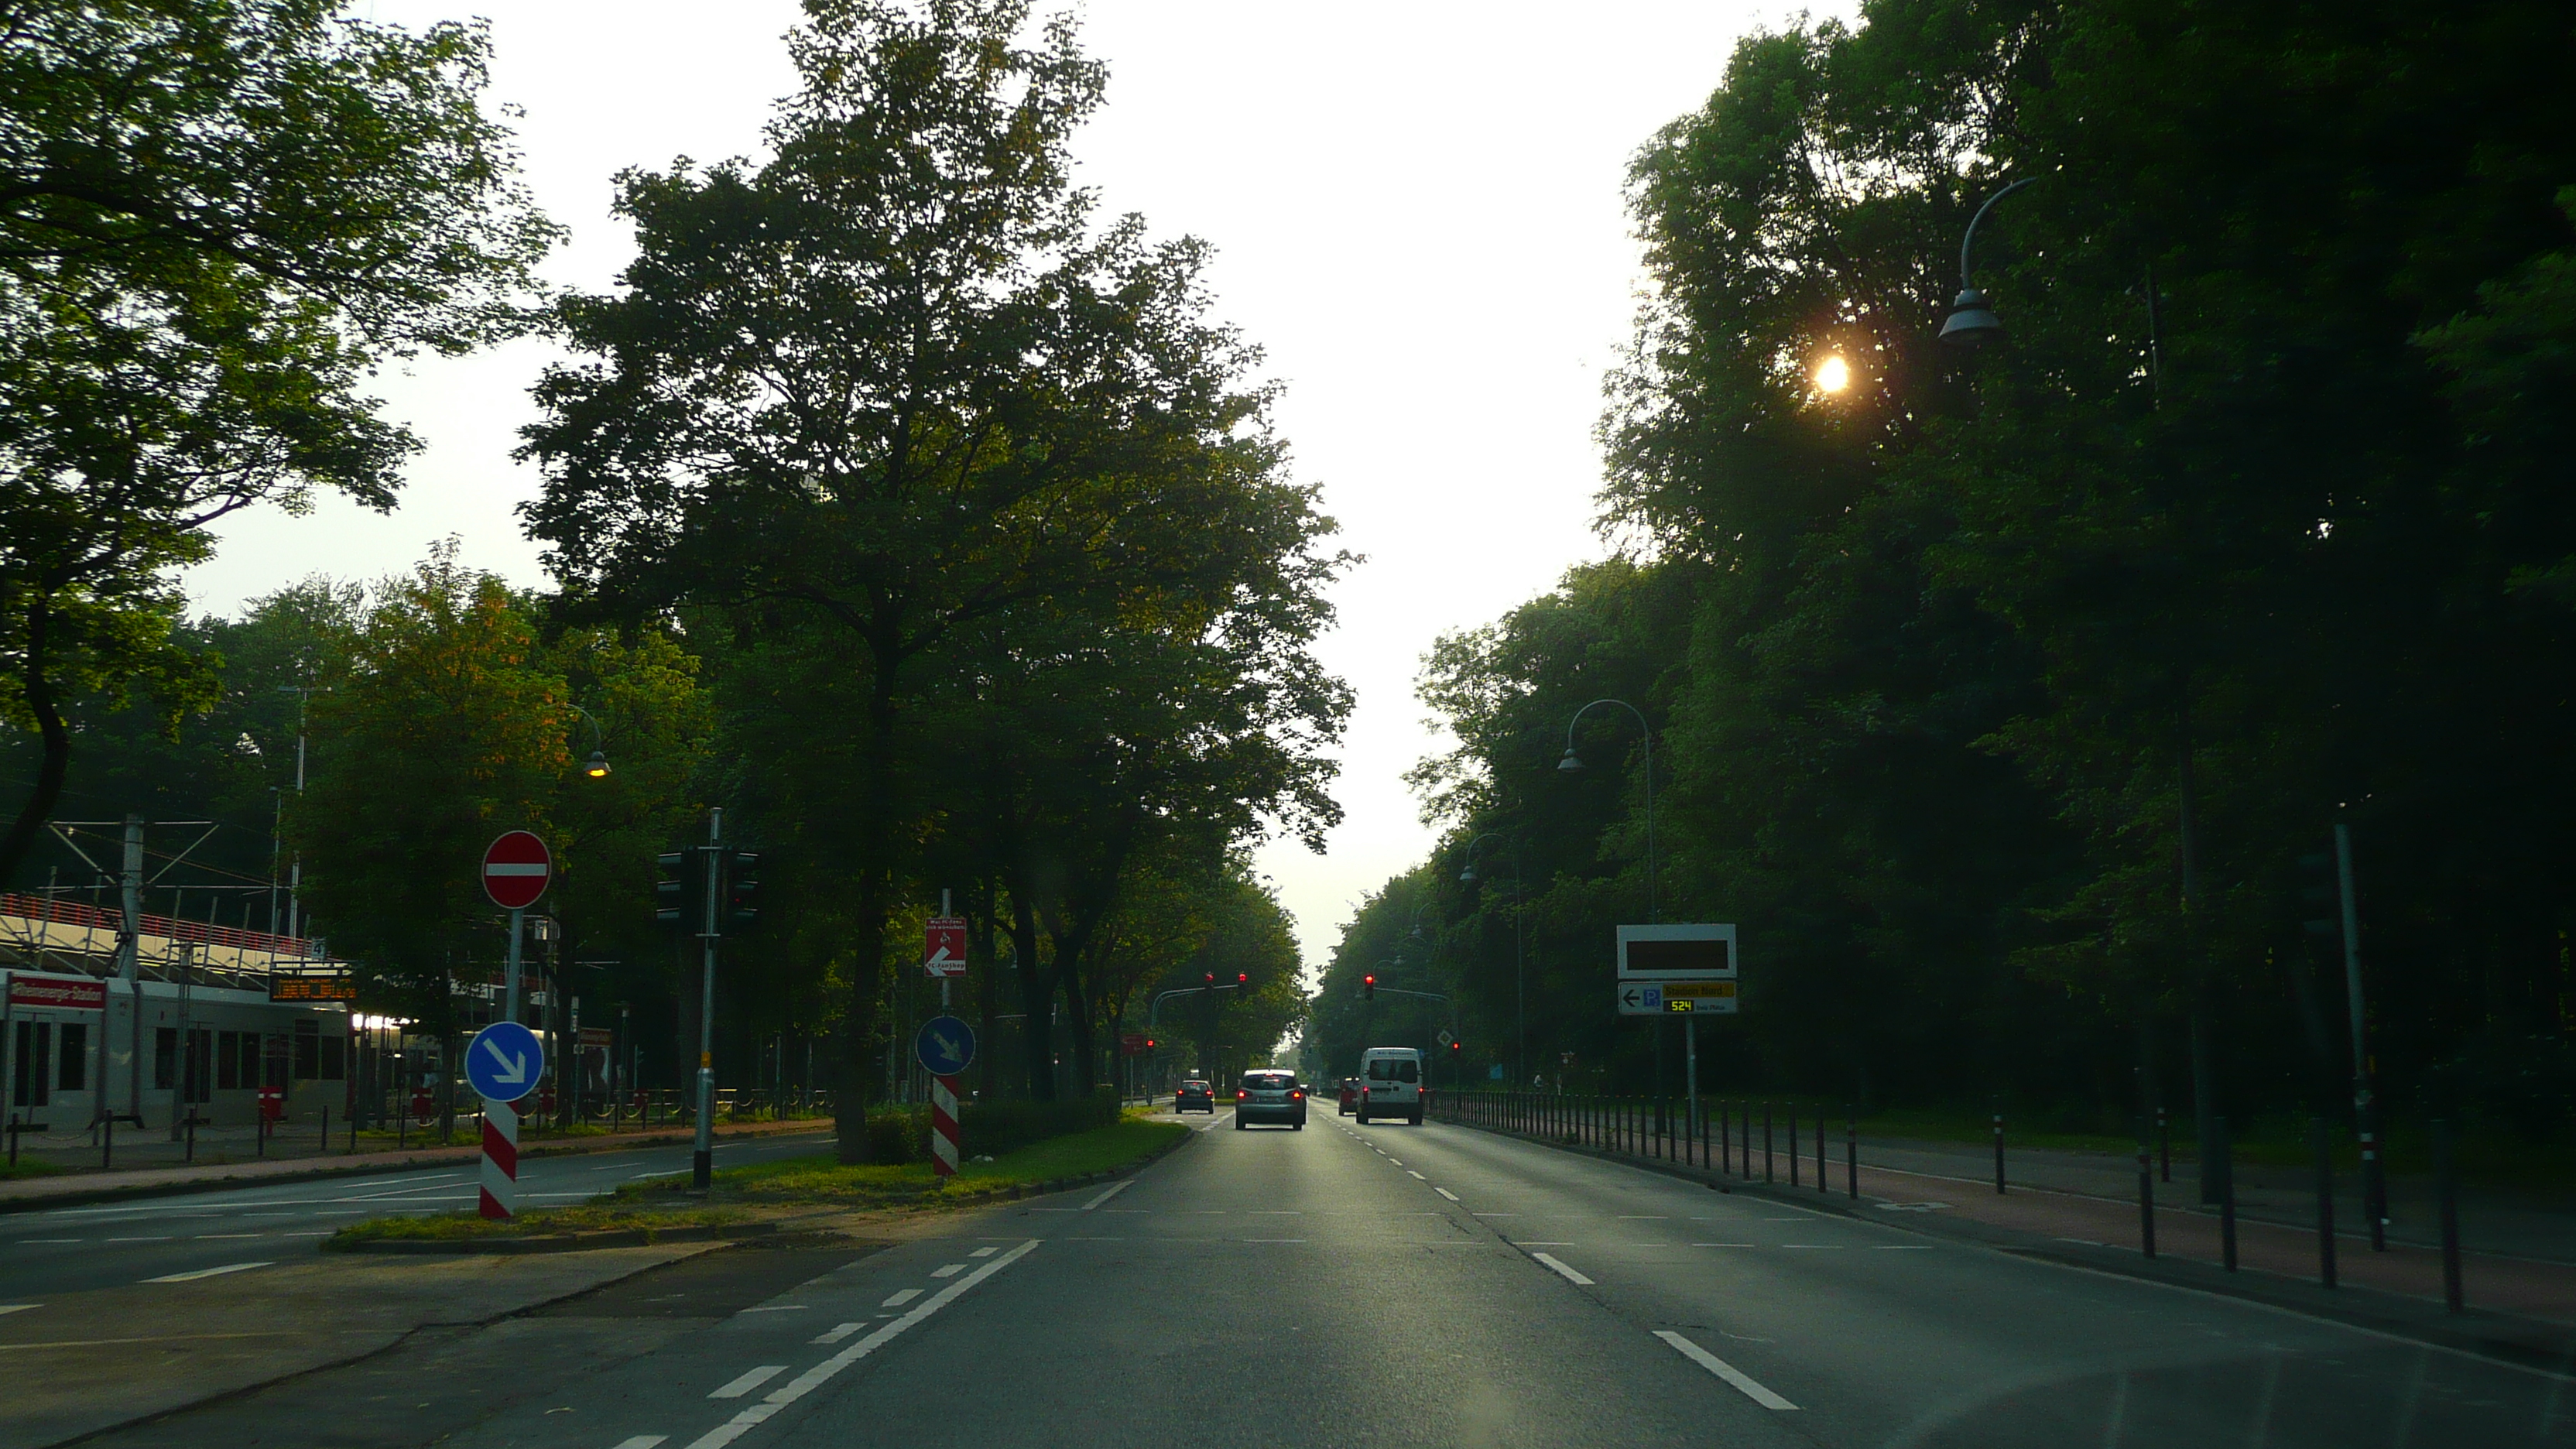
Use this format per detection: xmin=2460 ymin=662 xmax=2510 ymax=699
xmin=1559 ymin=698 xmax=1657 ymax=923
xmin=1938 ymin=177 xmax=2038 ymax=348
xmin=569 ymin=704 xmax=611 ymax=779
xmin=1459 ymin=831 xmax=1527 ymax=1085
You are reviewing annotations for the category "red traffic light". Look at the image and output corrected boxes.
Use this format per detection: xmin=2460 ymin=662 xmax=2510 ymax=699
xmin=1236 ymin=972 xmax=1248 ymax=985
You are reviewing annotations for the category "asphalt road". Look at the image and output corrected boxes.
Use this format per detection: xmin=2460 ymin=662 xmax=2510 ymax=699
xmin=0 ymin=1131 xmax=832 ymax=1300
xmin=36 ymin=1111 xmax=2576 ymax=1447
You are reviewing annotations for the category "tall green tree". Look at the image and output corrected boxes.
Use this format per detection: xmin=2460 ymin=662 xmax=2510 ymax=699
xmin=0 ymin=0 xmax=556 ymax=884
xmin=524 ymin=0 xmax=1345 ymax=1155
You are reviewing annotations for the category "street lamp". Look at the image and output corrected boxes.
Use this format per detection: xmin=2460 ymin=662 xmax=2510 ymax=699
xmin=569 ymin=704 xmax=611 ymax=779
xmin=1937 ymin=177 xmax=2037 ymax=348
xmin=1459 ymin=831 xmax=1527 ymax=1085
xmin=1559 ymin=698 xmax=1657 ymax=923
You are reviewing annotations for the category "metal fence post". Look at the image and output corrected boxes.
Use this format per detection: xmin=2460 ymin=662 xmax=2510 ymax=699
xmin=1815 ymin=1110 xmax=1826 ymax=1192
xmin=1845 ymin=1108 xmax=1858 ymax=1199
xmin=1992 ymin=1111 xmax=2006 ymax=1194
xmin=2215 ymin=1115 xmax=2236 ymax=1272
xmin=2313 ymin=1117 xmax=2338 ymax=1289
xmin=1763 ymin=1104 xmax=1774 ymax=1183
xmin=2435 ymin=1118 xmax=2463 ymax=1312
xmin=1788 ymin=1105 xmax=1800 ymax=1186
xmin=2136 ymin=1120 xmax=2156 ymax=1258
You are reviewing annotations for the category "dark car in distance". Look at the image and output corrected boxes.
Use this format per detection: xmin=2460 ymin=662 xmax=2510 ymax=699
xmin=1338 ymin=1077 xmax=1360 ymax=1116
xmin=1176 ymin=1079 xmax=1216 ymax=1112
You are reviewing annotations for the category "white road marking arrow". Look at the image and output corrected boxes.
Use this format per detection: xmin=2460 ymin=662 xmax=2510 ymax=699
xmin=479 ymin=1036 xmax=529 ymax=1085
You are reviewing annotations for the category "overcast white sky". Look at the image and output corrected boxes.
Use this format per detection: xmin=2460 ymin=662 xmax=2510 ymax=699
xmin=184 ymin=0 xmax=1830 ymax=973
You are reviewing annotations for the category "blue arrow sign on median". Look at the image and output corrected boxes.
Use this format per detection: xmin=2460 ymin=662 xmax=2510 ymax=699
xmin=914 ymin=1015 xmax=976 ymax=1076
xmin=465 ymin=1020 xmax=545 ymax=1102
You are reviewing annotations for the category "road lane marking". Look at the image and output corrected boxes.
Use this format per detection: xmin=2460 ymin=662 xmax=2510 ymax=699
xmin=15 ymin=1238 xmax=79 ymax=1245
xmin=1434 ymin=1187 xmax=1461 ymax=1201
xmin=0 ymin=1305 xmax=36 ymax=1316
xmin=738 ymin=1305 xmax=808 ymax=1314
xmin=142 ymin=1262 xmax=273 ymax=1283
xmin=812 ymin=1323 xmax=865 ymax=1344
xmin=1532 ymin=1252 xmax=1595 ymax=1286
xmin=107 ymin=1236 xmax=174 ymax=1242
xmin=1080 ymin=1180 xmax=1133 ymax=1210
xmin=1406 ymin=1171 xmax=1425 ymax=1180
xmin=880 ymin=1289 xmax=921 ymax=1308
xmin=1655 ymin=1330 xmax=1800 ymax=1410
xmin=1694 ymin=1242 xmax=1756 ymax=1248
xmin=969 ymin=1246 xmax=999 ymax=1257
xmin=929 ymin=1263 xmax=966 ymax=1279
xmin=1873 ymin=1245 xmax=1934 ymax=1250
xmin=193 ymin=1233 xmax=264 ymax=1240
xmin=684 ymin=1239 xmax=1039 ymax=1449
xmin=708 ymin=1366 xmax=787 ymax=1399
xmin=1243 ymin=1238 xmax=1307 ymax=1243
xmin=1471 ymin=1212 xmax=1515 ymax=1217
xmin=611 ymin=1437 xmax=669 ymax=1448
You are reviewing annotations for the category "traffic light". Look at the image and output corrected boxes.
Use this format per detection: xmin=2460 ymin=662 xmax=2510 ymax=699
xmin=2297 ymin=849 xmax=2339 ymax=940
xmin=1449 ymin=1040 xmax=1462 ymax=1055
xmin=721 ymin=850 xmax=761 ymax=935
xmin=654 ymin=851 xmax=692 ymax=933
xmin=1236 ymin=972 xmax=1248 ymax=986
xmin=1362 ymin=974 xmax=1375 ymax=999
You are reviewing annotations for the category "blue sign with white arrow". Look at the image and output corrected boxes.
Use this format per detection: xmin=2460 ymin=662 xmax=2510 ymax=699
xmin=465 ymin=1020 xmax=545 ymax=1102
xmin=914 ymin=1015 xmax=976 ymax=1076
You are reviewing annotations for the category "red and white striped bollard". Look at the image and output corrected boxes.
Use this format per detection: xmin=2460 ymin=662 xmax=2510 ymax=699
xmin=930 ymin=1074 xmax=961 ymax=1178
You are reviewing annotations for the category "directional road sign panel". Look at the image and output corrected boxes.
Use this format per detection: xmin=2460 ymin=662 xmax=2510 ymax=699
xmin=465 ymin=1020 xmax=546 ymax=1101
xmin=924 ymin=916 xmax=968 ymax=978
xmin=1617 ymin=980 xmax=1738 ymax=1016
xmin=1615 ymin=923 xmax=1737 ymax=980
xmin=481 ymin=831 xmax=553 ymax=910
xmin=914 ymin=1015 xmax=977 ymax=1075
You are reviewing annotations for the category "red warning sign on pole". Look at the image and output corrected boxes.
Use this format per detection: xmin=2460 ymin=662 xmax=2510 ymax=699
xmin=923 ymin=916 xmax=966 ymax=978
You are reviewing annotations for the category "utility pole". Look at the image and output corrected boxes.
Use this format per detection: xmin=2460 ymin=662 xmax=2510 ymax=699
xmin=692 ymin=807 xmax=722 ymax=1190
xmin=2336 ymin=822 xmax=2382 ymax=1245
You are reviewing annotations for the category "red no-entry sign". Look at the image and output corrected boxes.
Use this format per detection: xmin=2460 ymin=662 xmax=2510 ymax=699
xmin=481 ymin=831 xmax=552 ymax=910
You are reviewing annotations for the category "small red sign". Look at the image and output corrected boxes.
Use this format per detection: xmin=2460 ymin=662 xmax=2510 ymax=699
xmin=1119 ymin=1031 xmax=1151 ymax=1057
xmin=923 ymin=916 xmax=967 ymax=978
xmin=6 ymin=974 xmax=106 ymax=1010
xmin=481 ymin=831 xmax=552 ymax=910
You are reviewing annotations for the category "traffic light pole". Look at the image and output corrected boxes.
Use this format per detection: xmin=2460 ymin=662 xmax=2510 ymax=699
xmin=693 ymin=808 xmax=721 ymax=1190
xmin=2335 ymin=823 xmax=2382 ymax=1248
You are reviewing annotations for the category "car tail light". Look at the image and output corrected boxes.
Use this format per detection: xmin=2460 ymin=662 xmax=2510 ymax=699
xmin=1237 ymin=1089 xmax=1247 ymax=1099
xmin=1291 ymin=1091 xmax=1303 ymax=1100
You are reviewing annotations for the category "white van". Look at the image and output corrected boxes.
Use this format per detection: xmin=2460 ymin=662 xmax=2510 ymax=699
xmin=1356 ymin=1046 xmax=1424 ymax=1125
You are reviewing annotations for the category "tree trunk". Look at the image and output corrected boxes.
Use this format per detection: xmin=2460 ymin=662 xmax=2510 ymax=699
xmin=0 ymin=599 xmax=74 ymax=885
xmin=832 ymin=668 xmax=899 ymax=1164
xmin=1010 ymin=891 xmax=1056 ymax=1101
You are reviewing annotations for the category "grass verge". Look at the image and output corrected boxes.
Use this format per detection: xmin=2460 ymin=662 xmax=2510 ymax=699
xmin=327 ymin=1202 xmax=745 ymax=1246
xmin=629 ymin=1116 xmax=1189 ymax=1208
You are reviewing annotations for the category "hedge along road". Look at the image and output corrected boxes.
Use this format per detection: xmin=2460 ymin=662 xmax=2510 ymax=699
xmin=365 ymin=1107 xmax=2568 ymax=1449
xmin=0 ymin=1131 xmax=831 ymax=1300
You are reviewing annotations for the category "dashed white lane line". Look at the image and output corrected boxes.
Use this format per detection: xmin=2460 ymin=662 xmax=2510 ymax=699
xmin=142 ymin=1261 xmax=272 ymax=1283
xmin=611 ymin=1437 xmax=669 ymax=1449
xmin=1406 ymin=1171 xmax=1426 ymax=1180
xmin=1655 ymin=1330 xmax=1800 ymax=1410
xmin=929 ymin=1263 xmax=967 ymax=1279
xmin=1434 ymin=1187 xmax=1461 ymax=1202
xmin=969 ymin=1246 xmax=999 ymax=1257
xmin=0 ymin=1304 xmax=37 ymax=1316
xmin=1080 ymin=1180 xmax=1133 ymax=1211
xmin=1531 ymin=1252 xmax=1595 ymax=1286
xmin=684 ymin=1239 xmax=1040 ymax=1449
xmin=812 ymin=1322 xmax=865 ymax=1345
xmin=708 ymin=1365 xmax=787 ymax=1399
xmin=881 ymin=1288 xmax=922 ymax=1307
xmin=1694 ymin=1242 xmax=1757 ymax=1248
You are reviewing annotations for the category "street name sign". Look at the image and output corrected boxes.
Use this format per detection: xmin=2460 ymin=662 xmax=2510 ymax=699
xmin=481 ymin=831 xmax=552 ymax=910
xmin=1617 ymin=980 xmax=1740 ymax=1016
xmin=466 ymin=1020 xmax=545 ymax=1101
xmin=923 ymin=916 xmax=968 ymax=978
xmin=1615 ymin=923 xmax=1737 ymax=980
xmin=914 ymin=1014 xmax=977 ymax=1076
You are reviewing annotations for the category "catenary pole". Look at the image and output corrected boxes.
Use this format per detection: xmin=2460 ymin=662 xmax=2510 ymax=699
xmin=693 ymin=807 xmax=722 ymax=1189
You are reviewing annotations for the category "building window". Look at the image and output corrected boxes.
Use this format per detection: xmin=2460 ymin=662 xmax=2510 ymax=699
xmin=155 ymin=1027 xmax=178 ymax=1091
xmin=263 ymin=1034 xmax=289 ymax=1090
xmin=217 ymin=1030 xmax=242 ymax=1090
xmin=293 ymin=1019 xmax=320 ymax=1081
xmin=10 ymin=1022 xmax=48 ymax=1106
xmin=57 ymin=1023 xmax=86 ymax=1091
xmin=319 ymin=1029 xmax=345 ymax=1081
xmin=186 ymin=1028 xmax=213 ymax=1104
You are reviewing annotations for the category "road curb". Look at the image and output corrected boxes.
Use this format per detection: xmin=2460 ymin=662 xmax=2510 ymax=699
xmin=1436 ymin=1114 xmax=2576 ymax=1375
xmin=329 ymin=1218 xmax=786 ymax=1255
xmin=0 ymin=1120 xmax=834 ymax=1216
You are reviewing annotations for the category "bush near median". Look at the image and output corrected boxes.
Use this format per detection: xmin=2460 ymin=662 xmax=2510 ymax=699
xmin=327 ymin=1203 xmax=749 ymax=1247
xmin=857 ymin=1088 xmax=1123 ymax=1166
xmin=629 ymin=1112 xmax=1186 ymax=1208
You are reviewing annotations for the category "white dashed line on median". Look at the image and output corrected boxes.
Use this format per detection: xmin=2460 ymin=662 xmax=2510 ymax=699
xmin=929 ymin=1263 xmax=966 ymax=1279
xmin=1081 ymin=1180 xmax=1133 ymax=1211
xmin=881 ymin=1289 xmax=922 ymax=1307
xmin=0 ymin=1304 xmax=37 ymax=1316
xmin=708 ymin=1366 xmax=786 ymax=1399
xmin=683 ymin=1240 xmax=1040 ymax=1449
xmin=142 ymin=1261 xmax=272 ymax=1283
xmin=1434 ymin=1187 xmax=1461 ymax=1201
xmin=610 ymin=1437 xmax=670 ymax=1449
xmin=1655 ymin=1330 xmax=1800 ymax=1410
xmin=969 ymin=1246 xmax=999 ymax=1257
xmin=1531 ymin=1252 xmax=1595 ymax=1286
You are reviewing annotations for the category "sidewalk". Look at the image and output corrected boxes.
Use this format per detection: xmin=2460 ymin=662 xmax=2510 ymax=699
xmin=0 ymin=1116 xmax=834 ymax=1211
xmin=1440 ymin=1103 xmax=2576 ymax=1369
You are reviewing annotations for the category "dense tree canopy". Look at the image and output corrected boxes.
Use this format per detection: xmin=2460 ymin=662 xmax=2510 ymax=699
xmin=1350 ymin=0 xmax=2576 ymax=1142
